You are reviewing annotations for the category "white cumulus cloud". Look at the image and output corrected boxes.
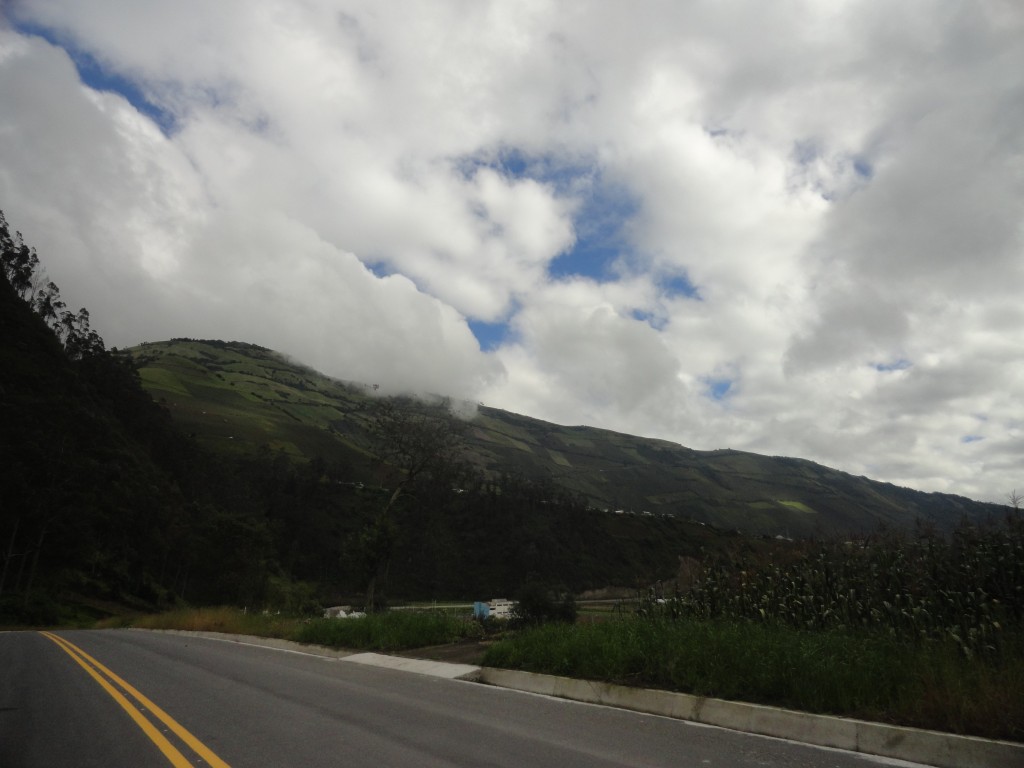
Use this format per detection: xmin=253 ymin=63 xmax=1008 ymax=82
xmin=2 ymin=0 xmax=1023 ymax=503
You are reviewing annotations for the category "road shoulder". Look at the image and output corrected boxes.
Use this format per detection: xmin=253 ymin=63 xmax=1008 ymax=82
xmin=132 ymin=629 xmax=1022 ymax=768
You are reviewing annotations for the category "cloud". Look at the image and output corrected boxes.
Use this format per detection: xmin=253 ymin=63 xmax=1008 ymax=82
xmin=3 ymin=1 xmax=1023 ymax=504
xmin=493 ymin=280 xmax=681 ymax=417
xmin=0 ymin=26 xmax=502 ymax=400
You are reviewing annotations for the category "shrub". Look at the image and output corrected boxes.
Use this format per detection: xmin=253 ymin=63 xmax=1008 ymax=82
xmin=641 ymin=515 xmax=1024 ymax=658
xmin=0 ymin=593 xmax=62 ymax=627
xmin=296 ymin=610 xmax=475 ymax=651
xmin=512 ymin=581 xmax=576 ymax=627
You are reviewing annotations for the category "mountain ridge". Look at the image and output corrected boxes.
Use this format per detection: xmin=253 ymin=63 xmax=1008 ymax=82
xmin=130 ymin=338 xmax=1005 ymax=538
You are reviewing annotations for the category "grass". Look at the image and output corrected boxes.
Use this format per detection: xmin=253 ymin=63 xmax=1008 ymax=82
xmin=97 ymin=605 xmax=1023 ymax=740
xmin=137 ymin=366 xmax=191 ymax=396
xmin=98 ymin=606 xmax=482 ymax=653
xmin=99 ymin=606 xmax=305 ymax=638
xmin=776 ymin=500 xmax=815 ymax=513
xmin=482 ymin=617 xmax=1024 ymax=742
xmin=296 ymin=611 xmax=481 ymax=651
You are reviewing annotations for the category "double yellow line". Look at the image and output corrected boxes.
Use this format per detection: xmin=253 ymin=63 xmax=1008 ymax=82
xmin=40 ymin=632 xmax=232 ymax=768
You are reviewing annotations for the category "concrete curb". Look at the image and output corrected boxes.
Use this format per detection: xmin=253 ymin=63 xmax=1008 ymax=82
xmin=477 ymin=668 xmax=1023 ymax=768
xmin=343 ymin=652 xmax=482 ymax=680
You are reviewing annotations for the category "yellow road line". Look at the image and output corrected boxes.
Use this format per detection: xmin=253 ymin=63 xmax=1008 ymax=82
xmin=40 ymin=631 xmax=232 ymax=768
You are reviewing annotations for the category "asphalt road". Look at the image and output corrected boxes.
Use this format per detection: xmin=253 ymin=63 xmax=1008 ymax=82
xmin=0 ymin=629 xmax=923 ymax=768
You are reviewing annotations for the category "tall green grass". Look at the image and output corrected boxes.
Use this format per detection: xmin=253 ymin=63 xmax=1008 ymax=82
xmin=297 ymin=611 xmax=480 ymax=651
xmin=483 ymin=617 xmax=1024 ymax=741
xmin=481 ymin=518 xmax=1024 ymax=741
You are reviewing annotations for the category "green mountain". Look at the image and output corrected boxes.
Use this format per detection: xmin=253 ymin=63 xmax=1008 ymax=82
xmin=0 ymin=285 xmax=1003 ymax=617
xmin=2 ymin=210 xmax=734 ymax=614
xmin=130 ymin=339 xmax=1003 ymax=538
xmin=26 ymin=208 xmax=992 ymax=615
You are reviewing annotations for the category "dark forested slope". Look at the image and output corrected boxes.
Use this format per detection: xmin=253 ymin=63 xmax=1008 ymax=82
xmin=0 ymin=248 xmax=183 ymax=619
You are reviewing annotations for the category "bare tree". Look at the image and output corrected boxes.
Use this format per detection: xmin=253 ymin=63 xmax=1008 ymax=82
xmin=372 ymin=399 xmax=466 ymax=513
xmin=1009 ymin=489 xmax=1022 ymax=516
xmin=358 ymin=399 xmax=467 ymax=610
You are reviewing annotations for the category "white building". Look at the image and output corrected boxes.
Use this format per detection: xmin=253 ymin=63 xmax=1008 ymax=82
xmin=474 ymin=598 xmax=515 ymax=620
xmin=489 ymin=598 xmax=513 ymax=619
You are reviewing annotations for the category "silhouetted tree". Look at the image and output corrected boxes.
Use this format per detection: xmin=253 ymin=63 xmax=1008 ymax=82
xmin=1009 ymin=490 xmax=1022 ymax=516
xmin=0 ymin=212 xmax=39 ymax=299
xmin=358 ymin=399 xmax=467 ymax=610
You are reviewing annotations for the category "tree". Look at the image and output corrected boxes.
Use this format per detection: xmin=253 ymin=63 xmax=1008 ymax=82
xmin=358 ymin=399 xmax=467 ymax=610
xmin=31 ymin=282 xmax=65 ymax=327
xmin=1009 ymin=490 xmax=1022 ymax=516
xmin=59 ymin=307 xmax=105 ymax=360
xmin=371 ymin=399 xmax=467 ymax=506
xmin=512 ymin=580 xmax=577 ymax=627
xmin=0 ymin=212 xmax=39 ymax=300
xmin=0 ymin=210 xmax=103 ymax=360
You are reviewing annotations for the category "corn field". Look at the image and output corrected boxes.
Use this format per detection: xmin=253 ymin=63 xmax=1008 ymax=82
xmin=640 ymin=515 xmax=1024 ymax=657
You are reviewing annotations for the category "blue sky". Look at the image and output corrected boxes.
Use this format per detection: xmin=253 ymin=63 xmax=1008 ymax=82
xmin=706 ymin=378 xmax=733 ymax=401
xmin=547 ymin=174 xmax=637 ymax=283
xmin=467 ymin=319 xmax=508 ymax=351
xmin=15 ymin=21 xmax=177 ymax=135
xmin=465 ymin=149 xmax=640 ymax=285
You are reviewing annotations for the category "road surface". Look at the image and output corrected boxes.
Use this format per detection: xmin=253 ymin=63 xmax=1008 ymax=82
xmin=0 ymin=629 xmax=923 ymax=767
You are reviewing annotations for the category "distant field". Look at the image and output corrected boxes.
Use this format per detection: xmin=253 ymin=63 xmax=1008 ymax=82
xmin=131 ymin=340 xmax=377 ymax=465
xmin=777 ymin=500 xmax=816 ymax=513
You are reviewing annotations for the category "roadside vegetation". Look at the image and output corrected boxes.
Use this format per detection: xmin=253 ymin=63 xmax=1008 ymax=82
xmin=484 ymin=616 xmax=1022 ymax=741
xmin=104 ymin=606 xmax=482 ymax=653
xmin=295 ymin=610 xmax=481 ymax=651
xmin=103 ymin=606 xmax=304 ymax=639
xmin=101 ymin=515 xmax=1023 ymax=740
xmin=485 ymin=515 xmax=1024 ymax=742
